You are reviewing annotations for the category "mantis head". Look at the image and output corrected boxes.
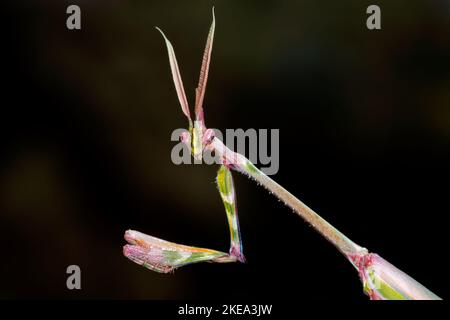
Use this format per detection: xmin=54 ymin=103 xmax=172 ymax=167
xmin=157 ymin=8 xmax=216 ymax=161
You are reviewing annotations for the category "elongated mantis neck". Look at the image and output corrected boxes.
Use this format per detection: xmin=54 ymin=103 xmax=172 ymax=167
xmin=246 ymin=164 xmax=366 ymax=258
xmin=210 ymin=138 xmax=368 ymax=264
xmin=154 ymin=9 xmax=441 ymax=300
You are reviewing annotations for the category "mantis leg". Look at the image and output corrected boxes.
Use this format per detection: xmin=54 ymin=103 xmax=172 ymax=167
xmin=216 ymin=165 xmax=245 ymax=262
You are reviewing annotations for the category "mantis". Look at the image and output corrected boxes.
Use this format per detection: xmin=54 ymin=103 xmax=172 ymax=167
xmin=123 ymin=164 xmax=245 ymax=273
xmin=123 ymin=8 xmax=441 ymax=300
xmin=124 ymin=9 xmax=245 ymax=272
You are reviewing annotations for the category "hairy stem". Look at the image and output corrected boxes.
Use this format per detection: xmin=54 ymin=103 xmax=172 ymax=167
xmin=210 ymin=137 xmax=368 ymax=264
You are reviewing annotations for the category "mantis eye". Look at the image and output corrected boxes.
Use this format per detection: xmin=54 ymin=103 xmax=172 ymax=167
xmin=179 ymin=131 xmax=191 ymax=144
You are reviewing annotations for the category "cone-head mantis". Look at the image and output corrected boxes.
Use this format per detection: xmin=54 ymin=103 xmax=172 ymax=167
xmin=125 ymin=8 xmax=245 ymax=271
xmin=123 ymin=8 xmax=441 ymax=300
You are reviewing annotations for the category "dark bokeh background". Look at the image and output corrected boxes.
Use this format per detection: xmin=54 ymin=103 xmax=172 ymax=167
xmin=1 ymin=0 xmax=449 ymax=299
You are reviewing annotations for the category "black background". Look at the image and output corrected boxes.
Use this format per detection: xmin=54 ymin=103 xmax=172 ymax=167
xmin=0 ymin=0 xmax=448 ymax=300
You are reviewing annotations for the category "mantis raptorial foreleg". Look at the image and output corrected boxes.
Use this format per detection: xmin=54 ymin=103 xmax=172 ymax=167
xmin=124 ymin=165 xmax=245 ymax=273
